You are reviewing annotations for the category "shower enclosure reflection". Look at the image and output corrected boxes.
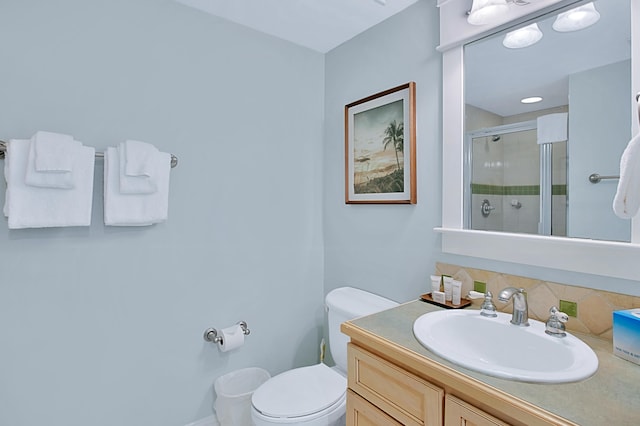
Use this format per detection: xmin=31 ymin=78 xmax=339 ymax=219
xmin=465 ymin=115 xmax=567 ymax=237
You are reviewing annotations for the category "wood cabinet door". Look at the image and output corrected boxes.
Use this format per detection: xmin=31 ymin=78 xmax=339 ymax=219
xmin=348 ymin=344 xmax=444 ymax=425
xmin=347 ymin=389 xmax=403 ymax=426
xmin=445 ymin=395 xmax=511 ymax=426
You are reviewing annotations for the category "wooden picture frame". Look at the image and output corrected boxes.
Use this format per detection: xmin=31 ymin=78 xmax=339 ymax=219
xmin=345 ymin=82 xmax=416 ymax=204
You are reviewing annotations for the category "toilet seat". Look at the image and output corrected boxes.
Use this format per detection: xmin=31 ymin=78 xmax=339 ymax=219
xmin=252 ymin=363 xmax=346 ymax=419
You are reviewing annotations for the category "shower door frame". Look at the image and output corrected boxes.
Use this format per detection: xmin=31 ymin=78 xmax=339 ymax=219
xmin=464 ymin=120 xmax=550 ymax=233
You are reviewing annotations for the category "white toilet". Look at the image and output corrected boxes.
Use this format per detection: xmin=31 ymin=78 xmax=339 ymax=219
xmin=251 ymin=287 xmax=398 ymax=426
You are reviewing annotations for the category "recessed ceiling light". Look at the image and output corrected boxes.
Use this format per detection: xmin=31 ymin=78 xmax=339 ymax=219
xmin=521 ymin=96 xmax=543 ymax=104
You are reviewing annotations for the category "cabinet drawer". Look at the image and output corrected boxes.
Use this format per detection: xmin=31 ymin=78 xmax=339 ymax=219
xmin=348 ymin=343 xmax=444 ymax=426
xmin=445 ymin=395 xmax=511 ymax=426
xmin=347 ymin=389 xmax=403 ymax=426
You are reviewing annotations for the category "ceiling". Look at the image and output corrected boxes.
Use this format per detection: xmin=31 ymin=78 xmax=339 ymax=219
xmin=465 ymin=0 xmax=631 ymax=117
xmin=175 ymin=0 xmax=421 ymax=53
xmin=173 ymin=0 xmax=630 ymax=117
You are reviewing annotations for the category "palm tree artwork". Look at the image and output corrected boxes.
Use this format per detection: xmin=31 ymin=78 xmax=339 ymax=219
xmin=383 ymin=120 xmax=404 ymax=171
xmin=352 ymin=99 xmax=405 ymax=194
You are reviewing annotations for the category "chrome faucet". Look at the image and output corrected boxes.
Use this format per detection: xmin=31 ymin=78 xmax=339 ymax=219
xmin=498 ymin=287 xmax=529 ymax=326
xmin=545 ymin=306 xmax=569 ymax=337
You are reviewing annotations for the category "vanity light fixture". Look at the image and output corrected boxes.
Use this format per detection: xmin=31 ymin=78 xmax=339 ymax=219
xmin=552 ymin=2 xmax=600 ymax=32
xmin=467 ymin=0 xmax=532 ymax=26
xmin=521 ymin=96 xmax=542 ymax=104
xmin=467 ymin=0 xmax=509 ymax=25
xmin=502 ymin=23 xmax=543 ymax=48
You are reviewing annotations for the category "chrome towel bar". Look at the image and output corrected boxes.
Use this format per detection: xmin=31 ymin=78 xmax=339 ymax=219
xmin=0 ymin=140 xmax=178 ymax=168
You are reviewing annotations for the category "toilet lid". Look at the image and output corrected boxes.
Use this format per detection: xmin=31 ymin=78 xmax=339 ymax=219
xmin=252 ymin=363 xmax=346 ymax=418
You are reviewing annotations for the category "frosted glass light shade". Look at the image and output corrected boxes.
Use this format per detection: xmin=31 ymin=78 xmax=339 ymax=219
xmin=552 ymin=2 xmax=600 ymax=32
xmin=467 ymin=0 xmax=509 ymax=26
xmin=503 ymin=23 xmax=543 ymax=49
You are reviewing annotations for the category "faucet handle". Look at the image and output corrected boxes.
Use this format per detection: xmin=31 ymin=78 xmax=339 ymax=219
xmin=480 ymin=291 xmax=498 ymax=317
xmin=545 ymin=306 xmax=568 ymax=337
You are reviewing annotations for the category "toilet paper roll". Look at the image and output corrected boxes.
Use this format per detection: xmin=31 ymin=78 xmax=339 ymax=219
xmin=218 ymin=324 xmax=245 ymax=352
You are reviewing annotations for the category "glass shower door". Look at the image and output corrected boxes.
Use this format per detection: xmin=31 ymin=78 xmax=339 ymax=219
xmin=465 ymin=121 xmax=566 ymax=236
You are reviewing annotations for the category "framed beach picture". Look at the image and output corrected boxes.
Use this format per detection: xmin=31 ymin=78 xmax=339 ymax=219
xmin=344 ymin=82 xmax=416 ymax=204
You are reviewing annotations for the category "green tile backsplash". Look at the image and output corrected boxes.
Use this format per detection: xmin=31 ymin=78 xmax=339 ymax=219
xmin=471 ymin=184 xmax=567 ymax=196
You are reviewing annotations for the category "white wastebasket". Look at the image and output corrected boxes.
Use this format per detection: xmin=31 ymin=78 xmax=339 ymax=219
xmin=214 ymin=367 xmax=271 ymax=426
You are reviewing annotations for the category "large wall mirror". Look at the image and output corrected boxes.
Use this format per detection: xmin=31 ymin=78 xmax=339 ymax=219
xmin=464 ymin=0 xmax=631 ymax=242
xmin=438 ymin=0 xmax=640 ymax=282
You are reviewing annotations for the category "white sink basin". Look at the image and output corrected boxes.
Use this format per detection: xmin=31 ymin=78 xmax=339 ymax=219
xmin=413 ymin=310 xmax=598 ymax=383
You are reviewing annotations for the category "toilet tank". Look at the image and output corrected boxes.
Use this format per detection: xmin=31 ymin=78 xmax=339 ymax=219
xmin=325 ymin=287 xmax=398 ymax=372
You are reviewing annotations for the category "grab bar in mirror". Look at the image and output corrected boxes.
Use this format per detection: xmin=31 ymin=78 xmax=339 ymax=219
xmin=589 ymin=173 xmax=619 ymax=184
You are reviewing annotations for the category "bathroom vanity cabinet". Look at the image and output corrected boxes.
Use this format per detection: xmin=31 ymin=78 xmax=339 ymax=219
xmin=346 ymin=343 xmax=549 ymax=426
xmin=342 ymin=301 xmax=640 ymax=426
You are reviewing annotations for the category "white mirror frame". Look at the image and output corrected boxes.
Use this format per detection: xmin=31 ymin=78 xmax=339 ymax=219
xmin=436 ymin=0 xmax=640 ymax=281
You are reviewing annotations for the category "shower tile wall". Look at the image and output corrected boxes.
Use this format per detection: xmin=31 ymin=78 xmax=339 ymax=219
xmin=471 ymin=129 xmax=540 ymax=234
xmin=471 ymin=135 xmax=504 ymax=231
xmin=502 ymin=129 xmax=539 ymax=234
xmin=468 ymin=105 xmax=568 ymax=235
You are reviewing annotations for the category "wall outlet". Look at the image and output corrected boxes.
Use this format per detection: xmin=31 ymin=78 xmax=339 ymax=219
xmin=559 ymin=300 xmax=578 ymax=317
xmin=474 ymin=281 xmax=487 ymax=293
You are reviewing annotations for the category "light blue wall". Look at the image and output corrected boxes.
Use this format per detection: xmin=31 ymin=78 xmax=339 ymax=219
xmin=0 ymin=1 xmax=325 ymax=425
xmin=323 ymin=0 xmax=442 ymax=303
xmin=568 ymin=60 xmax=631 ymax=242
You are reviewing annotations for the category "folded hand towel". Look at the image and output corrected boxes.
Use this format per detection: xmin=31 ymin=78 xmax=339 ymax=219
xmin=4 ymin=139 xmax=95 ymax=229
xmin=118 ymin=143 xmax=156 ymax=194
xmin=104 ymin=146 xmax=170 ymax=226
xmin=537 ymin=113 xmax=568 ymax=144
xmin=613 ymin=133 xmax=640 ymax=219
xmin=31 ymin=131 xmax=78 ymax=172
xmin=124 ymin=140 xmax=158 ymax=177
xmin=25 ymin=132 xmax=81 ymax=189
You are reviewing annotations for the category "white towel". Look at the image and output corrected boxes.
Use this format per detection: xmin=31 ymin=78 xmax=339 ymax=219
xmin=25 ymin=132 xmax=82 ymax=189
xmin=31 ymin=131 xmax=78 ymax=172
xmin=118 ymin=142 xmax=156 ymax=194
xmin=124 ymin=140 xmax=157 ymax=177
xmin=537 ymin=113 xmax=568 ymax=144
xmin=104 ymin=146 xmax=170 ymax=226
xmin=613 ymin=133 xmax=640 ymax=219
xmin=4 ymin=139 xmax=95 ymax=229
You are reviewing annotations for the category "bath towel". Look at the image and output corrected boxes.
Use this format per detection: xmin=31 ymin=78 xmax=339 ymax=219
xmin=537 ymin=113 xmax=568 ymax=144
xmin=25 ymin=132 xmax=82 ymax=189
xmin=118 ymin=142 xmax=157 ymax=194
xmin=613 ymin=133 xmax=640 ymax=218
xmin=4 ymin=139 xmax=95 ymax=229
xmin=104 ymin=146 xmax=170 ymax=226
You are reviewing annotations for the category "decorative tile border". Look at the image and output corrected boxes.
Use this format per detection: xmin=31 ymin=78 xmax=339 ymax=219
xmin=471 ymin=184 xmax=567 ymax=196
xmin=435 ymin=262 xmax=640 ymax=340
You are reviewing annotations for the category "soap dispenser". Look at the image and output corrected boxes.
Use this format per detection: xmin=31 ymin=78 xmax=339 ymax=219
xmin=480 ymin=291 xmax=498 ymax=317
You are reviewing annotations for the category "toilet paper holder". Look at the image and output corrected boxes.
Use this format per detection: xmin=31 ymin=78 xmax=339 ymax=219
xmin=203 ymin=321 xmax=250 ymax=344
